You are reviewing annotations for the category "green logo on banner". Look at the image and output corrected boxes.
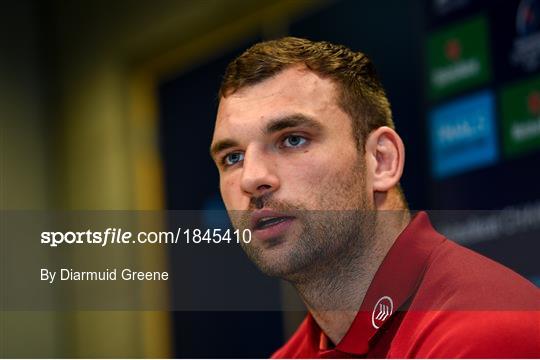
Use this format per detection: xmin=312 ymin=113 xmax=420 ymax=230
xmin=501 ymin=76 xmax=540 ymax=157
xmin=427 ymin=16 xmax=492 ymax=100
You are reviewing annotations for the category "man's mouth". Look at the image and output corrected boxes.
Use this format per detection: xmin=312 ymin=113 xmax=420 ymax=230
xmin=250 ymin=209 xmax=295 ymax=241
xmin=254 ymin=216 xmax=293 ymax=230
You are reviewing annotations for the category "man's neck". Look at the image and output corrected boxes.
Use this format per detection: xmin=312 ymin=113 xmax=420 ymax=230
xmin=292 ymin=210 xmax=411 ymax=346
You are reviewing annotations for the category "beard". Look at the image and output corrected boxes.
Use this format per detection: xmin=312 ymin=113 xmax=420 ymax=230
xmin=228 ymin=159 xmax=375 ymax=283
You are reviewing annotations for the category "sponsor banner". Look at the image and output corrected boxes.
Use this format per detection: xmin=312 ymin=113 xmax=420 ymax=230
xmin=500 ymin=76 xmax=540 ymax=156
xmin=427 ymin=16 xmax=492 ymax=100
xmin=491 ymin=0 xmax=540 ymax=81
xmin=429 ymin=91 xmax=498 ymax=178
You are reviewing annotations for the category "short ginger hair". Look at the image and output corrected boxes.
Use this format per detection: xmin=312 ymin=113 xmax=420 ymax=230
xmin=219 ymin=37 xmax=395 ymax=150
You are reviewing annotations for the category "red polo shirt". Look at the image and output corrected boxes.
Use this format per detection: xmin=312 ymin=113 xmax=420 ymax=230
xmin=271 ymin=212 xmax=540 ymax=358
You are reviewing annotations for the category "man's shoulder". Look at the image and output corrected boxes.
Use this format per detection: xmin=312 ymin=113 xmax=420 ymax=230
xmin=392 ymin=309 xmax=540 ymax=358
xmin=414 ymin=237 xmax=539 ymax=310
xmin=391 ymin=238 xmax=540 ymax=357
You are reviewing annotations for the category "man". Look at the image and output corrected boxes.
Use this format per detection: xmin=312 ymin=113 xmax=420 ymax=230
xmin=210 ymin=37 xmax=540 ymax=358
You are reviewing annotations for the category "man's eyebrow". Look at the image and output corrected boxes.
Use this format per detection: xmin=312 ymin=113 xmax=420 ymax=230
xmin=265 ymin=114 xmax=323 ymax=135
xmin=210 ymin=139 xmax=239 ymax=159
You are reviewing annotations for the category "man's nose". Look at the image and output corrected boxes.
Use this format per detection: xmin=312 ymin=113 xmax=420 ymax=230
xmin=240 ymin=148 xmax=280 ymax=197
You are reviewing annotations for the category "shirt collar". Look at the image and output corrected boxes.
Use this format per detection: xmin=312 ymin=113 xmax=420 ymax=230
xmin=309 ymin=211 xmax=446 ymax=356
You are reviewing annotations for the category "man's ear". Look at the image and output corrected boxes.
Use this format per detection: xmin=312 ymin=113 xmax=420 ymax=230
xmin=364 ymin=126 xmax=405 ymax=194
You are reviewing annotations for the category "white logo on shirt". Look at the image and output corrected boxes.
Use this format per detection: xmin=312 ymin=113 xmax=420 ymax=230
xmin=372 ymin=296 xmax=394 ymax=329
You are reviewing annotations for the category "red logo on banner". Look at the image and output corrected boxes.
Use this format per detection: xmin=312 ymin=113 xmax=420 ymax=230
xmin=445 ymin=38 xmax=462 ymax=61
xmin=527 ymin=91 xmax=540 ymax=115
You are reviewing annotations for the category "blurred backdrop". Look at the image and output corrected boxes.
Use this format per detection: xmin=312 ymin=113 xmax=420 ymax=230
xmin=2 ymin=0 xmax=539 ymax=358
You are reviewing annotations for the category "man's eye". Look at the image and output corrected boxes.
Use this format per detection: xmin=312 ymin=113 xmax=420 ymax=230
xmin=282 ymin=135 xmax=307 ymax=148
xmin=223 ymin=152 xmax=244 ymax=166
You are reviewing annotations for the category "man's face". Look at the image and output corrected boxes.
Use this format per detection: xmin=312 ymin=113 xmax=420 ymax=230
xmin=211 ymin=66 xmax=374 ymax=279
